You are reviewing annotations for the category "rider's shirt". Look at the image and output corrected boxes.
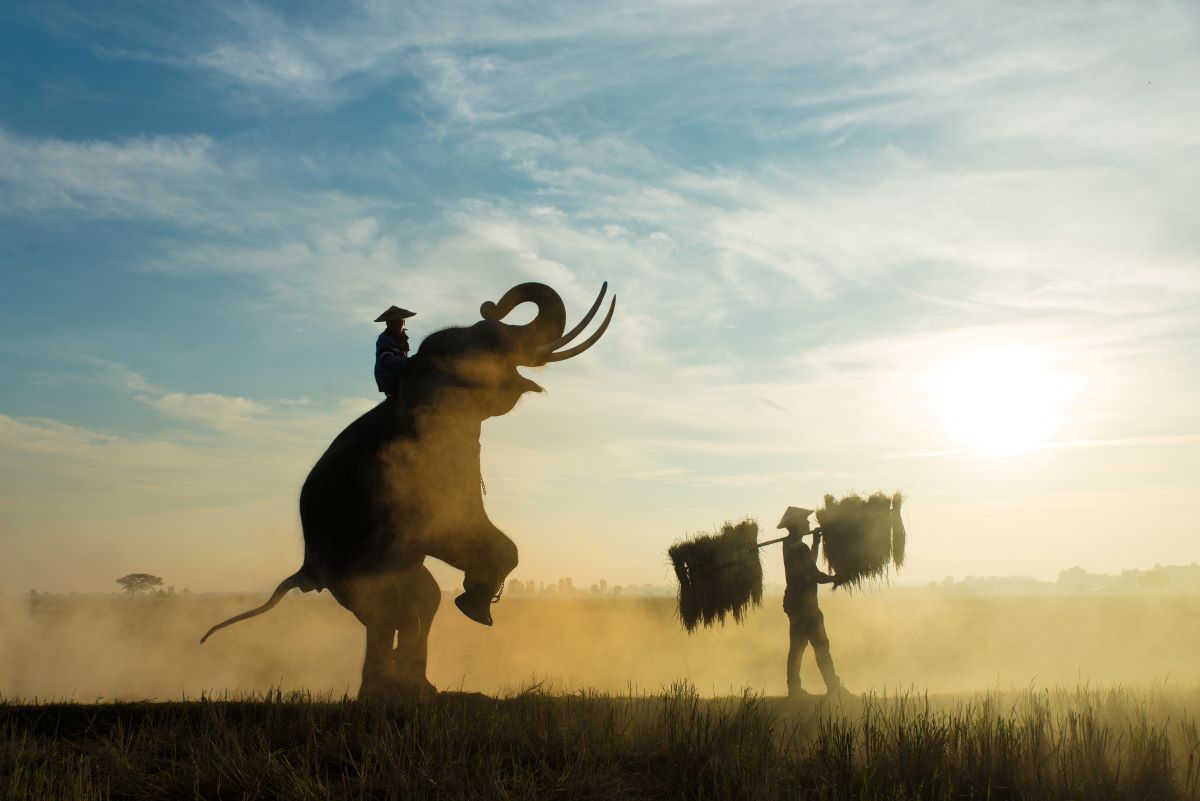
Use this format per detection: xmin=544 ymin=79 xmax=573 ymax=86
xmin=374 ymin=332 xmax=410 ymax=395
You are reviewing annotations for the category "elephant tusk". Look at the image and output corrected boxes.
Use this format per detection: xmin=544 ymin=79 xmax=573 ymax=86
xmin=539 ymin=282 xmax=607 ymax=354
xmin=542 ymin=297 xmax=615 ymax=363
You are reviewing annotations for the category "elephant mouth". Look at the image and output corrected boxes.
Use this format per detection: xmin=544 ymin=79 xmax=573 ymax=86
xmin=511 ymin=373 xmax=544 ymax=395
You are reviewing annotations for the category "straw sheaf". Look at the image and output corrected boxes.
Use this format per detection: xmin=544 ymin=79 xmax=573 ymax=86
xmin=668 ymin=519 xmax=763 ymax=633
xmin=816 ymin=491 xmax=907 ymax=590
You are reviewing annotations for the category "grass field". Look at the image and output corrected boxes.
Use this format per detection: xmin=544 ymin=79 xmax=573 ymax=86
xmin=4 ymin=593 xmax=1200 ymax=798
xmin=5 ymin=686 xmax=1200 ymax=800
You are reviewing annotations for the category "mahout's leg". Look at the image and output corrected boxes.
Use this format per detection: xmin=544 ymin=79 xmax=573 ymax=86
xmin=786 ymin=615 xmax=809 ymax=697
xmin=809 ymin=611 xmax=841 ymax=693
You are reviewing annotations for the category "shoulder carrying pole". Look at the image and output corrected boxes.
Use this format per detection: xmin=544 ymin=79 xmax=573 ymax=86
xmin=756 ymin=527 xmax=823 ymax=549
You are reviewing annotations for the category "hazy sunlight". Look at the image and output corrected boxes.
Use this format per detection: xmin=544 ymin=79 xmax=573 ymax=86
xmin=933 ymin=346 xmax=1070 ymax=457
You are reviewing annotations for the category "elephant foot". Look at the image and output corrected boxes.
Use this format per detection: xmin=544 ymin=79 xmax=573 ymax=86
xmin=454 ymin=587 xmax=494 ymax=626
xmin=358 ymin=675 xmax=437 ymax=703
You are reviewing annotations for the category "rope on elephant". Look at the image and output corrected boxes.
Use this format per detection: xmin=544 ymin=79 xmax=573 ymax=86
xmin=477 ymin=442 xmax=487 ymax=495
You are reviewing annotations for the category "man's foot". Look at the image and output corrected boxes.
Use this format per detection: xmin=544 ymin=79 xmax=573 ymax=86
xmin=454 ymin=586 xmax=495 ymax=626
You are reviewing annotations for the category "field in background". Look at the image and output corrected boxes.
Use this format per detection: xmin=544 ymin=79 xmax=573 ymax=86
xmin=6 ymin=686 xmax=1200 ymax=800
xmin=3 ymin=592 xmax=1200 ymax=700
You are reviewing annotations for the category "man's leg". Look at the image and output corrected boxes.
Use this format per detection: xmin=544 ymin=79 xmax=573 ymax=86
xmin=809 ymin=612 xmax=841 ymax=693
xmin=786 ymin=616 xmax=809 ymax=696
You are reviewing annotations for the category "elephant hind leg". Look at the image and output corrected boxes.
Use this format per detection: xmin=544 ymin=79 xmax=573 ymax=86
xmin=360 ymin=620 xmax=397 ymax=699
xmin=395 ymin=565 xmax=440 ymax=690
xmin=331 ymin=566 xmax=440 ymax=700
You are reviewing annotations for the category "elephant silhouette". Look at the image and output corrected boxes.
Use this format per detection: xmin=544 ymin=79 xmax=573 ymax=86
xmin=201 ymin=281 xmax=614 ymax=698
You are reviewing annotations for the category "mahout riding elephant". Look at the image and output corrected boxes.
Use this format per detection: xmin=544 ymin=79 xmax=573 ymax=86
xmin=201 ymin=281 xmax=614 ymax=697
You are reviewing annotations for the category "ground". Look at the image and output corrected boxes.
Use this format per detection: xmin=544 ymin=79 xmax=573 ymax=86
xmin=5 ymin=593 xmax=1200 ymax=798
xmin=5 ymin=686 xmax=1199 ymax=799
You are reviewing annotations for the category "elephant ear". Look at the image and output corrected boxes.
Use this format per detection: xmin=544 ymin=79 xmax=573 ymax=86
xmin=479 ymin=283 xmax=567 ymax=351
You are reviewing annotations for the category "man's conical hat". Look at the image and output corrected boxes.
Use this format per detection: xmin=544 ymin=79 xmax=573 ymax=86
xmin=375 ymin=306 xmax=416 ymax=323
xmin=777 ymin=506 xmax=814 ymax=529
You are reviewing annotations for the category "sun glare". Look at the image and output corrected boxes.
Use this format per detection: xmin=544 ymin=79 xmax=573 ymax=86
xmin=932 ymin=345 xmax=1069 ymax=457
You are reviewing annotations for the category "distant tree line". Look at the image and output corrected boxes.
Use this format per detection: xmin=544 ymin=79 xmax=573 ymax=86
xmin=504 ymin=578 xmax=676 ymax=598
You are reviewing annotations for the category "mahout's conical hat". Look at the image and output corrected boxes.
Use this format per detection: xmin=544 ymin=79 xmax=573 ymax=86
xmin=777 ymin=506 xmax=815 ymax=529
xmin=375 ymin=306 xmax=416 ymax=322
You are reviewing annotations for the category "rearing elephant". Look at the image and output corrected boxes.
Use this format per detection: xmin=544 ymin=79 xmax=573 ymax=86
xmin=201 ymin=281 xmax=615 ymax=697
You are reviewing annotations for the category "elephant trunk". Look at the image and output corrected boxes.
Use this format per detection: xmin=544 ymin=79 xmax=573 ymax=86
xmin=479 ymin=283 xmax=567 ymax=360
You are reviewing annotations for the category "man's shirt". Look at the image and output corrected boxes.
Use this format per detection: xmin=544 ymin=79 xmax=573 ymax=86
xmin=782 ymin=538 xmax=822 ymax=614
xmin=375 ymin=331 xmax=410 ymax=394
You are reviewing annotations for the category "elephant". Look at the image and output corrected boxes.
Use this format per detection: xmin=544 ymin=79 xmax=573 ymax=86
xmin=200 ymin=281 xmax=615 ymax=698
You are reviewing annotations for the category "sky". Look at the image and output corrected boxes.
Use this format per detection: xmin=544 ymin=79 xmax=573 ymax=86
xmin=1 ymin=0 xmax=1198 ymax=594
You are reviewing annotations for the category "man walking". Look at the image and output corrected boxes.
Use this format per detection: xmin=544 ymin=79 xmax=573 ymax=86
xmin=778 ymin=505 xmax=843 ymax=696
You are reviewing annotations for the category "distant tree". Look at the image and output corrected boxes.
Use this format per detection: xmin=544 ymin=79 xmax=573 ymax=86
xmin=116 ymin=573 xmax=164 ymax=594
xmin=1138 ymin=567 xmax=1170 ymax=590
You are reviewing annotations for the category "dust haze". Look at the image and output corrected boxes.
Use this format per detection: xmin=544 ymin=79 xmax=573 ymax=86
xmin=4 ymin=587 xmax=1199 ymax=700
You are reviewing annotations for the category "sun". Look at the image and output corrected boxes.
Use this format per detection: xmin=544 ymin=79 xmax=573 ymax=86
xmin=931 ymin=345 xmax=1068 ymax=457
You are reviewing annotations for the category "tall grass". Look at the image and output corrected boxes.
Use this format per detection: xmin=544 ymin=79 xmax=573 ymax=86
xmin=4 ymin=685 xmax=1199 ymax=800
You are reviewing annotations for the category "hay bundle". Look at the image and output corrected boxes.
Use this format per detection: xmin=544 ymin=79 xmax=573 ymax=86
xmin=816 ymin=492 xmax=906 ymax=588
xmin=668 ymin=519 xmax=763 ymax=633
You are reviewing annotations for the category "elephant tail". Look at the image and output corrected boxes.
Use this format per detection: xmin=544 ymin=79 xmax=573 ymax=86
xmin=199 ymin=570 xmax=305 ymax=644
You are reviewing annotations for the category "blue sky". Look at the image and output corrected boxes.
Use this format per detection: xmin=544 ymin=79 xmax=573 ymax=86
xmin=2 ymin=0 xmax=1199 ymax=593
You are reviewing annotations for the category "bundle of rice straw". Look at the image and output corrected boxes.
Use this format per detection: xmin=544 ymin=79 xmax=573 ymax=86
xmin=816 ymin=492 xmax=906 ymax=589
xmin=668 ymin=519 xmax=763 ymax=633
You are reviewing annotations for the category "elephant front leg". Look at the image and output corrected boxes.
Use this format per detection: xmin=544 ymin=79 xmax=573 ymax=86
xmin=425 ymin=521 xmax=518 ymax=626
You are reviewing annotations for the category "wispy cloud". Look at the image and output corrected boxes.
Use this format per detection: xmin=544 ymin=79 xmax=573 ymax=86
xmin=135 ymin=391 xmax=265 ymax=431
xmin=0 ymin=130 xmax=220 ymax=221
xmin=1042 ymin=434 xmax=1200 ymax=452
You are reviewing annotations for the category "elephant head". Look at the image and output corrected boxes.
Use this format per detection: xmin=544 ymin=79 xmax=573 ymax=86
xmin=403 ymin=282 xmax=615 ymax=421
